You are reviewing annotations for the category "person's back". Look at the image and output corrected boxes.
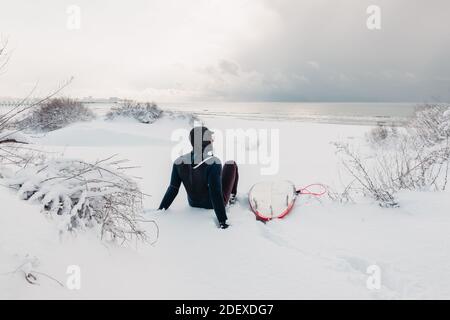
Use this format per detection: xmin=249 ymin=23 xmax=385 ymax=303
xmin=158 ymin=126 xmax=238 ymax=229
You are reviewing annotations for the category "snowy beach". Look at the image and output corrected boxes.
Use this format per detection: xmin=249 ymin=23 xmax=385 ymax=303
xmin=1 ymin=0 xmax=450 ymax=306
xmin=1 ymin=112 xmax=450 ymax=299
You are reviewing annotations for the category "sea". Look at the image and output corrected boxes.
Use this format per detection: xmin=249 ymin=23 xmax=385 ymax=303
xmin=0 ymin=100 xmax=423 ymax=126
xmin=161 ymin=101 xmax=419 ymax=126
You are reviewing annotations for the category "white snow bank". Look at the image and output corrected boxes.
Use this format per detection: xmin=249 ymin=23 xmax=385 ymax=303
xmin=1 ymin=116 xmax=450 ymax=299
xmin=35 ymin=117 xmax=189 ymax=147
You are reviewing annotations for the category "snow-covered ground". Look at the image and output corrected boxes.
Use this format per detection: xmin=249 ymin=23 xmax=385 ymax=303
xmin=1 ymin=115 xmax=450 ymax=299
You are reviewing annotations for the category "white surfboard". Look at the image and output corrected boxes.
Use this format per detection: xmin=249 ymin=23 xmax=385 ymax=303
xmin=248 ymin=180 xmax=298 ymax=221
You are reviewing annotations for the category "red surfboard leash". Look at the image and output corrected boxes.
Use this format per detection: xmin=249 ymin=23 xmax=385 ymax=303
xmin=296 ymin=183 xmax=327 ymax=197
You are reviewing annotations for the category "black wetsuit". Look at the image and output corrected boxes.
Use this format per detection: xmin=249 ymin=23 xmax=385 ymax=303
xmin=158 ymin=152 xmax=228 ymax=223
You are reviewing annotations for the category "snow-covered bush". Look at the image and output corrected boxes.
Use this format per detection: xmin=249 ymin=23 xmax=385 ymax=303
xmin=335 ymin=104 xmax=450 ymax=207
xmin=1 ymin=44 xmax=154 ymax=244
xmin=16 ymin=98 xmax=95 ymax=132
xmin=0 ymin=99 xmax=46 ymax=167
xmin=106 ymin=101 xmax=163 ymax=123
xmin=105 ymin=100 xmax=201 ymax=125
xmin=3 ymin=157 xmax=154 ymax=244
xmin=408 ymin=104 xmax=450 ymax=145
xmin=0 ymin=130 xmax=44 ymax=167
xmin=366 ymin=123 xmax=398 ymax=146
xmin=333 ymin=142 xmax=399 ymax=207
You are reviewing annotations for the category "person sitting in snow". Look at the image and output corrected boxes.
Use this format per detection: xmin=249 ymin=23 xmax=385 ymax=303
xmin=158 ymin=126 xmax=239 ymax=229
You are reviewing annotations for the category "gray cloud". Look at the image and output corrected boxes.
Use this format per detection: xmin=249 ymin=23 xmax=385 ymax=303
xmin=0 ymin=0 xmax=449 ymax=102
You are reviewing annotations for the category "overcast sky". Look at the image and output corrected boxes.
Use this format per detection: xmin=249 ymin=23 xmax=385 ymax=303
xmin=0 ymin=0 xmax=449 ymax=102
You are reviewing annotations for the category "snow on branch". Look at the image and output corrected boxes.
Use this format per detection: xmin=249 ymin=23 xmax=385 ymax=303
xmin=13 ymin=97 xmax=95 ymax=133
xmin=3 ymin=156 xmax=156 ymax=244
xmin=334 ymin=104 xmax=450 ymax=207
xmin=106 ymin=101 xmax=163 ymax=123
xmin=105 ymin=100 xmax=200 ymax=125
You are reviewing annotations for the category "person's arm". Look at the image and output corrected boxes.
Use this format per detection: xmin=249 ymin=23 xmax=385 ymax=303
xmin=159 ymin=164 xmax=182 ymax=210
xmin=207 ymin=163 xmax=228 ymax=223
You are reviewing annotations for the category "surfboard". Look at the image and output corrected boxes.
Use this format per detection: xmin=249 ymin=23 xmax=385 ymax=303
xmin=248 ymin=180 xmax=298 ymax=221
